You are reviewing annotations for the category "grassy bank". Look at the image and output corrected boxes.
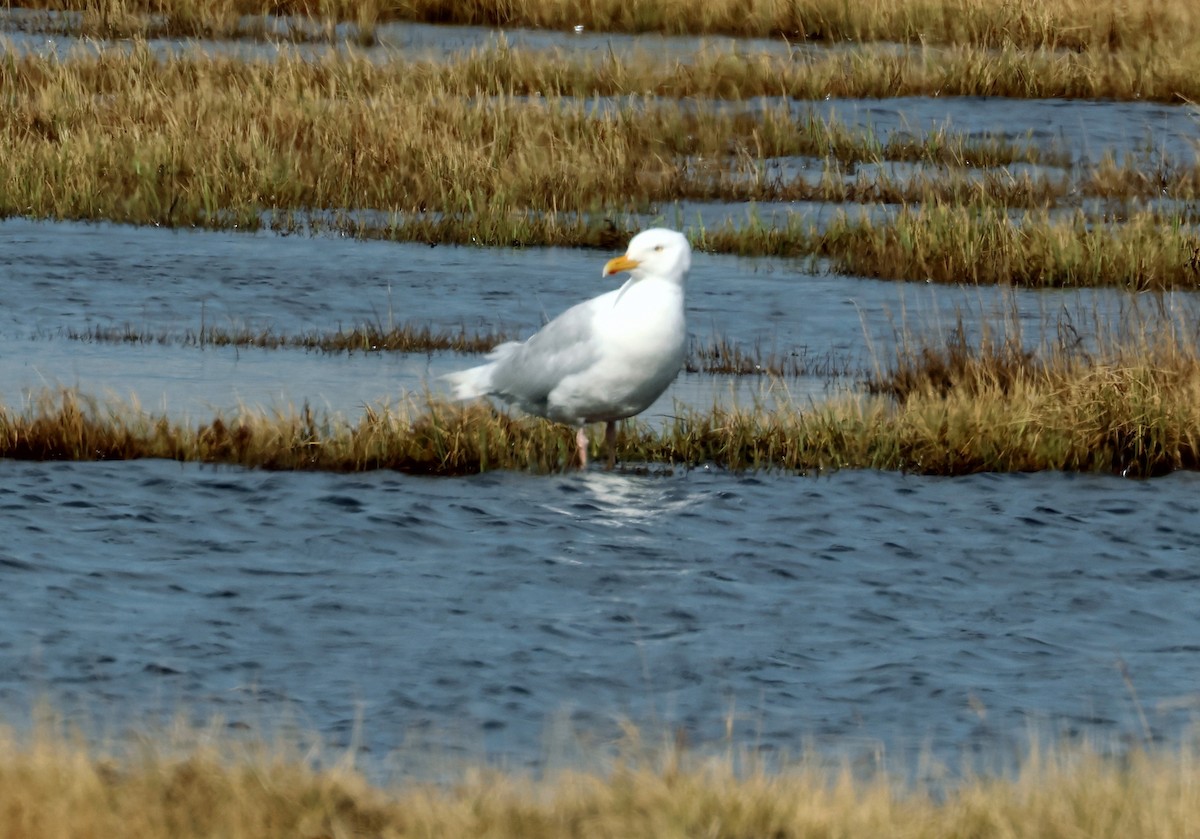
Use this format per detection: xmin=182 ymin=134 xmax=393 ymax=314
xmin=3 ymin=45 xmax=1198 ymax=286
xmin=2 ymin=720 xmax=1198 ymax=839
xmin=11 ymin=0 xmax=1200 ymax=51
xmin=8 ymin=300 xmax=1200 ymax=477
xmin=282 ymin=205 xmax=1200 ymax=290
xmin=1 ymin=46 xmax=1074 ymax=224
xmin=7 ymin=21 xmax=1200 ymax=103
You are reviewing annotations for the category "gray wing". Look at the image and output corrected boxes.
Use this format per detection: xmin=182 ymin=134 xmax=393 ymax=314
xmin=487 ymin=298 xmax=602 ymax=414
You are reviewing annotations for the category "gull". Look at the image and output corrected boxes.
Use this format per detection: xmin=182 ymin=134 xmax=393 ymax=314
xmin=445 ymin=228 xmax=691 ymax=469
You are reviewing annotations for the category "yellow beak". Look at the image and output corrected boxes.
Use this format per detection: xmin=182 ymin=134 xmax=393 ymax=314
xmin=603 ymin=254 xmax=640 ymax=277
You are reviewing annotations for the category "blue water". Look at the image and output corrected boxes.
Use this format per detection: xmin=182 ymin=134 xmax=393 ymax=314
xmin=1 ymin=459 xmax=1198 ymax=780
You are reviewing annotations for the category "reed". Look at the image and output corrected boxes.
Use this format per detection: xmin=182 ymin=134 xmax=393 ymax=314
xmin=1 ymin=716 xmax=1199 ymax=839
xmin=12 ymin=0 xmax=1200 ymax=51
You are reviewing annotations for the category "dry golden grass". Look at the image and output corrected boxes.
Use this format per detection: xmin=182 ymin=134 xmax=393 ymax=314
xmin=12 ymin=0 xmax=1200 ymax=51
xmin=697 ymin=205 xmax=1200 ymax=289
xmin=390 ymin=39 xmax=1200 ymax=103
xmin=9 ymin=296 xmax=1200 ymax=477
xmin=2 ymin=45 xmax=1086 ymax=229
xmin=2 ymin=718 xmax=1199 ymax=839
xmin=268 ymin=204 xmax=1200 ymax=293
xmin=3 ymin=45 xmax=1199 ymax=285
xmin=69 ymin=321 xmax=522 ymax=354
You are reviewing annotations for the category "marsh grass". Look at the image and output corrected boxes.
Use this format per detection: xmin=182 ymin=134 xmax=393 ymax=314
xmin=317 ymin=205 xmax=1200 ymax=290
xmin=4 ymin=46 xmax=1200 ymax=284
xmin=7 ymin=15 xmax=1200 ymax=102
xmin=2 ymin=715 xmax=1200 ymax=839
xmin=4 ymin=0 xmax=384 ymax=43
xmin=12 ymin=0 xmax=1200 ymax=51
xmin=416 ymin=39 xmax=1200 ymax=103
xmin=699 ymin=205 xmax=1200 ymax=289
xmin=0 ymin=46 xmax=1079 ymax=227
xmin=10 ymin=295 xmax=1200 ymax=477
xmin=66 ymin=321 xmax=520 ymax=354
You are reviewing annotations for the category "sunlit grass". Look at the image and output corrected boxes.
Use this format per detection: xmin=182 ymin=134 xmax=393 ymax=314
xmin=9 ymin=296 xmax=1200 ymax=477
xmin=387 ymin=38 xmax=1200 ymax=103
xmin=3 ymin=45 xmax=1198 ymax=286
xmin=295 ymin=205 xmax=1200 ymax=290
xmin=0 ymin=45 xmax=1076 ymax=226
xmin=2 ymin=715 xmax=1199 ymax=839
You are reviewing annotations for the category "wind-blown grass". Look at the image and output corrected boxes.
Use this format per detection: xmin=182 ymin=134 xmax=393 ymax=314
xmin=2 ymin=716 xmax=1199 ymax=839
xmin=9 ymin=298 xmax=1200 ymax=477
xmin=3 ymin=45 xmax=1199 ymax=286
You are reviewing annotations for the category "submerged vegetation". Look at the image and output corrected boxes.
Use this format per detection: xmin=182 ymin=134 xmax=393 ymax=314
xmin=65 ymin=323 xmax=845 ymax=377
xmin=9 ymin=0 xmax=1200 ymax=52
xmin=4 ymin=718 xmax=1200 ymax=839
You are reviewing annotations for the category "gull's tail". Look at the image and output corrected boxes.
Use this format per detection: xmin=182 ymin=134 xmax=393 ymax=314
xmin=443 ymin=341 xmax=522 ymax=400
xmin=443 ymin=362 xmax=494 ymax=400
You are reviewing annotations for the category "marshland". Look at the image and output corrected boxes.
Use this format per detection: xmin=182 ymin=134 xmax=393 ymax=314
xmin=3 ymin=0 xmax=1200 ymax=834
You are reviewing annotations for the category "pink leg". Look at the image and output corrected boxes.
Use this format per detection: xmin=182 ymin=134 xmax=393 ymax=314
xmin=575 ymin=426 xmax=589 ymax=469
xmin=604 ymin=421 xmax=617 ymax=470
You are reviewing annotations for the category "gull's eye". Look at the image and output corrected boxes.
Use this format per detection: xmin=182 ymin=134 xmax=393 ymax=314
xmin=654 ymin=245 xmax=664 ymax=252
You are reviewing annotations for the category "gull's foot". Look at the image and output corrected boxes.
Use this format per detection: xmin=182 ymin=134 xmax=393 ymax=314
xmin=575 ymin=426 xmax=589 ymax=469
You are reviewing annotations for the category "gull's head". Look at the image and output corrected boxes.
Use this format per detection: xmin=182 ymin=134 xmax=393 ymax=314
xmin=602 ymin=228 xmax=691 ymax=283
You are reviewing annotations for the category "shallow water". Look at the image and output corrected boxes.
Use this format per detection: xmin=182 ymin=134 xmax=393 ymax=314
xmin=2 ymin=459 xmax=1199 ymax=779
xmin=1 ymin=218 xmax=1171 ymax=420
xmin=0 ymin=9 xmax=885 ymax=64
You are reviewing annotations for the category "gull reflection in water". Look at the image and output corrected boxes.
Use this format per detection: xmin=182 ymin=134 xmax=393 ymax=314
xmin=546 ymin=468 xmax=695 ymax=530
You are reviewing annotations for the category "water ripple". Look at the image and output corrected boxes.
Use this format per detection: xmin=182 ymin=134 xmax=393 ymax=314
xmin=1 ymin=460 xmax=1199 ymax=774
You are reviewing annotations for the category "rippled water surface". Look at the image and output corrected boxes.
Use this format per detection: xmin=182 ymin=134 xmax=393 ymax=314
xmin=4 ymin=460 xmax=1200 ymax=778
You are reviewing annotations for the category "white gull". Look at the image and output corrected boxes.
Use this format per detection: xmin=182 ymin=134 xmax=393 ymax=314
xmin=445 ymin=228 xmax=691 ymax=468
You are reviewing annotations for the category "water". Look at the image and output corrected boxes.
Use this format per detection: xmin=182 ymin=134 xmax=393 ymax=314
xmin=3 ymin=460 xmax=1199 ymax=779
xmin=0 ymin=9 xmax=890 ymax=64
